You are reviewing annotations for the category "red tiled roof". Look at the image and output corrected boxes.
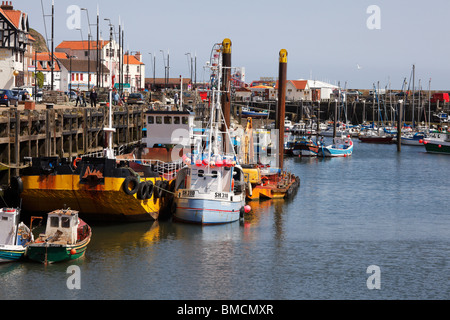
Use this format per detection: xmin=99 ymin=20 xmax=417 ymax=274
xmin=275 ymin=80 xmax=308 ymax=90
xmin=56 ymin=40 xmax=110 ymax=51
xmin=124 ymin=54 xmax=144 ymax=65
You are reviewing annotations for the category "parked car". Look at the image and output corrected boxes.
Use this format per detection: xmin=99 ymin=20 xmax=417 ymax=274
xmin=127 ymin=93 xmax=145 ymax=105
xmin=0 ymin=89 xmax=19 ymax=107
xmin=65 ymin=91 xmax=77 ymax=101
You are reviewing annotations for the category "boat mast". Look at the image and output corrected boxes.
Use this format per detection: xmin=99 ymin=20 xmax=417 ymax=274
xmin=104 ymin=22 xmax=116 ymax=159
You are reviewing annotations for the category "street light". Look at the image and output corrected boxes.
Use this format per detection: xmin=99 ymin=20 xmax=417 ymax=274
xmin=160 ymin=50 xmax=167 ymax=90
xmin=81 ymin=8 xmax=94 ymax=90
xmin=148 ymin=52 xmax=156 ymax=91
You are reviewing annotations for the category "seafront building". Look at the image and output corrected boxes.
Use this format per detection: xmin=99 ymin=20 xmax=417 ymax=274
xmin=0 ymin=1 xmax=31 ymax=89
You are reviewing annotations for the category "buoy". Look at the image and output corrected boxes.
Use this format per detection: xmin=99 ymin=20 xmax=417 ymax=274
xmin=419 ymin=140 xmax=423 ymax=144
xmin=70 ymin=249 xmax=77 ymax=255
xmin=244 ymin=205 xmax=252 ymax=214
xmin=196 ymin=160 xmax=202 ymax=167
xmin=439 ymin=145 xmax=442 ymax=148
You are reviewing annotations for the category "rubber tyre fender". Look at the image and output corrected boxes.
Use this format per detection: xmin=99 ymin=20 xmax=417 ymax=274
xmin=123 ymin=176 xmax=139 ymax=196
xmin=154 ymin=180 xmax=163 ymax=199
xmin=146 ymin=181 xmax=154 ymax=199
xmin=137 ymin=182 xmax=150 ymax=200
xmin=160 ymin=180 xmax=169 ymax=196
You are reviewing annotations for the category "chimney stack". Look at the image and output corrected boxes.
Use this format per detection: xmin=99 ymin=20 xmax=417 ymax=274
xmin=1 ymin=1 xmax=14 ymax=10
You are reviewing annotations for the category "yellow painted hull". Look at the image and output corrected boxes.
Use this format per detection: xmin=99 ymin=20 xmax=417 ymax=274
xmin=21 ymin=175 xmax=166 ymax=222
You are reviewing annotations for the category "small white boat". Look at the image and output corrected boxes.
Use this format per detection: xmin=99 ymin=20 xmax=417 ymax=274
xmin=0 ymin=208 xmax=33 ymax=263
xmin=319 ymin=136 xmax=354 ymax=158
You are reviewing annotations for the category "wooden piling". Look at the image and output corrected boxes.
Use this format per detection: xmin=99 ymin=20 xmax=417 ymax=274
xmin=221 ymin=38 xmax=232 ymax=152
xmin=277 ymin=49 xmax=287 ymax=170
xmin=397 ymin=101 xmax=403 ymax=152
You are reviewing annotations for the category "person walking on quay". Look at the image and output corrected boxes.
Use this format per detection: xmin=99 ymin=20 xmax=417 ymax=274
xmin=90 ymin=88 xmax=98 ymax=108
xmin=81 ymin=91 xmax=87 ymax=107
xmin=75 ymin=89 xmax=83 ymax=107
xmin=114 ymin=90 xmax=120 ymax=106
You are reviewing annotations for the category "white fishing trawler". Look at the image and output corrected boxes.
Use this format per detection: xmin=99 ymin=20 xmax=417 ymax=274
xmin=172 ymin=41 xmax=249 ymax=225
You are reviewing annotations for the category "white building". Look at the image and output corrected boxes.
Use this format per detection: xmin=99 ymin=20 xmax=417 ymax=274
xmin=124 ymin=52 xmax=145 ymax=92
xmin=33 ymin=52 xmax=66 ymax=91
xmin=0 ymin=1 xmax=30 ymax=89
xmin=56 ymin=39 xmax=122 ymax=89
xmin=59 ymin=58 xmax=110 ymax=92
xmin=305 ymin=80 xmax=339 ymax=101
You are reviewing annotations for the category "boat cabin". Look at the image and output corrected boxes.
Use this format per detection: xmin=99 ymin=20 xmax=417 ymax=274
xmin=40 ymin=210 xmax=82 ymax=245
xmin=175 ymin=158 xmax=246 ymax=196
xmin=0 ymin=208 xmax=20 ymax=246
xmin=142 ymin=111 xmax=195 ymax=148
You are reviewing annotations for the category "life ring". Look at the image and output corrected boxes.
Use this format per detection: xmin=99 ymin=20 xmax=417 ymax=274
xmin=137 ymin=182 xmax=150 ymax=200
xmin=73 ymin=157 xmax=82 ymax=169
xmin=261 ymin=176 xmax=269 ymax=186
xmin=123 ymin=176 xmax=139 ymax=196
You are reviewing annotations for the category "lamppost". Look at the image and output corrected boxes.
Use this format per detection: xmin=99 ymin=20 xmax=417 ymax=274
xmin=81 ymin=8 xmax=95 ymax=90
xmin=34 ymin=51 xmax=40 ymax=102
xmin=69 ymin=55 xmax=77 ymax=99
xmin=160 ymin=50 xmax=167 ymax=91
xmin=185 ymin=52 xmax=192 ymax=89
xmin=148 ymin=52 xmax=156 ymax=91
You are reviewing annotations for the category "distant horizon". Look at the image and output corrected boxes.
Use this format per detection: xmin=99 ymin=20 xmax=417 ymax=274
xmin=11 ymin=0 xmax=450 ymax=91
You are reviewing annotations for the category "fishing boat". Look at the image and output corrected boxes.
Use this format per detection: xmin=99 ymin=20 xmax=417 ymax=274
xmin=292 ymin=136 xmax=321 ymax=157
xmin=26 ymin=209 xmax=91 ymax=264
xmin=241 ymin=107 xmax=269 ymax=119
xmin=319 ymin=136 xmax=353 ymax=157
xmin=172 ymin=42 xmax=248 ymax=225
xmin=358 ymin=129 xmax=394 ymax=144
xmin=422 ymin=132 xmax=450 ymax=155
xmin=401 ymin=132 xmax=426 ymax=146
xmin=0 ymin=208 xmax=33 ymax=263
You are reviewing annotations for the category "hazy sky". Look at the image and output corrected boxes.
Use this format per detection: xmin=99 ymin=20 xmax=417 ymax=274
xmin=12 ymin=0 xmax=450 ymax=89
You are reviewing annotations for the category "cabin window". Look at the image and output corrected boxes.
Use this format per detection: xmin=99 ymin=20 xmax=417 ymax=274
xmin=156 ymin=116 xmax=162 ymax=124
xmin=182 ymin=117 xmax=188 ymax=125
xmin=61 ymin=217 xmax=71 ymax=228
xmin=143 ymin=130 xmax=147 ymax=138
xmin=198 ymin=170 xmax=204 ymax=178
xmin=212 ymin=171 xmax=218 ymax=178
xmin=174 ymin=117 xmax=180 ymax=124
xmin=50 ymin=217 xmax=59 ymax=228
xmin=1 ymin=216 xmax=9 ymax=221
xmin=147 ymin=116 xmax=154 ymax=124
xmin=164 ymin=116 xmax=172 ymax=124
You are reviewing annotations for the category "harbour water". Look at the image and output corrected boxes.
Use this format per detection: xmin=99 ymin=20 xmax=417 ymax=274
xmin=0 ymin=139 xmax=449 ymax=300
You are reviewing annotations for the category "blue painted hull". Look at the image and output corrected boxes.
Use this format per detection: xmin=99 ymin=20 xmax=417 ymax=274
xmin=0 ymin=247 xmax=26 ymax=263
xmin=320 ymin=145 xmax=353 ymax=157
xmin=174 ymin=198 xmax=244 ymax=225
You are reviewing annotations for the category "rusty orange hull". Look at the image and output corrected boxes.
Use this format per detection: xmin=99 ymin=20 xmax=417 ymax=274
xmin=21 ymin=175 xmax=166 ymax=222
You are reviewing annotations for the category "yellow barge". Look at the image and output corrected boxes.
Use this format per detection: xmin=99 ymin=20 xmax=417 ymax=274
xmin=18 ymin=157 xmax=175 ymax=222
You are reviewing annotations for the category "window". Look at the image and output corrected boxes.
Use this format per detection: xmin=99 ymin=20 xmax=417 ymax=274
xmin=85 ymin=51 xmax=88 ymax=57
xmin=80 ymin=73 xmax=84 ymax=81
xmin=137 ymin=66 xmax=140 ymax=73
xmin=143 ymin=130 xmax=147 ymax=138
xmin=76 ymin=73 xmax=79 ymax=81
xmin=72 ymin=73 xmax=75 ymax=81
xmin=61 ymin=217 xmax=70 ymax=228
xmin=156 ymin=116 xmax=162 ymax=124
xmin=50 ymin=217 xmax=59 ymax=228
xmin=198 ymin=170 xmax=204 ymax=178
xmin=182 ymin=117 xmax=188 ymax=125
xmin=164 ymin=116 xmax=172 ymax=124
xmin=2 ymin=216 xmax=8 ymax=221
xmin=148 ymin=116 xmax=154 ymax=124
xmin=174 ymin=117 xmax=180 ymax=125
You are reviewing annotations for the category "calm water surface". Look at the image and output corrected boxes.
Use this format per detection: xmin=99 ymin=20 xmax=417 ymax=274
xmin=1 ymin=140 xmax=449 ymax=300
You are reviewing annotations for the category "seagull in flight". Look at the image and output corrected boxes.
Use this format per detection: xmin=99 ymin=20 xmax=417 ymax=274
xmin=357 ymin=64 xmax=363 ymax=70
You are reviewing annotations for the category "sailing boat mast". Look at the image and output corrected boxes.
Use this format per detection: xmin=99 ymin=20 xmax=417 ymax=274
xmin=104 ymin=22 xmax=116 ymax=159
xmin=412 ymin=64 xmax=415 ymax=129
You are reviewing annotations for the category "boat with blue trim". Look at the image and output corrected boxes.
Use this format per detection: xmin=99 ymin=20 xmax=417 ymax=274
xmin=0 ymin=208 xmax=33 ymax=263
xmin=319 ymin=136 xmax=353 ymax=158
